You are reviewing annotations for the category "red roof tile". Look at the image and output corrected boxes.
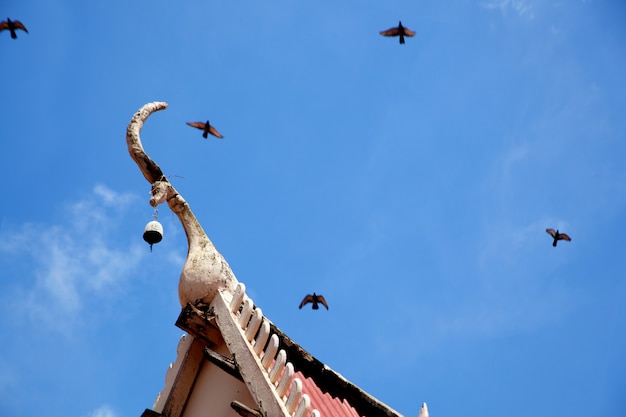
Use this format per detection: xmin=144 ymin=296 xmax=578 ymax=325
xmin=295 ymin=371 xmax=361 ymax=417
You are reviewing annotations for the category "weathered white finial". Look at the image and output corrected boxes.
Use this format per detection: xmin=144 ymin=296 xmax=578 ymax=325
xmin=418 ymin=402 xmax=429 ymax=417
xmin=126 ymin=102 xmax=238 ymax=306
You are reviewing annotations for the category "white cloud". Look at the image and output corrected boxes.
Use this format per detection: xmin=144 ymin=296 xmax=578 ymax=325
xmin=93 ymin=184 xmax=135 ymax=206
xmin=0 ymin=185 xmax=145 ymax=331
xmin=86 ymin=405 xmax=117 ymax=417
xmin=482 ymin=0 xmax=535 ymax=19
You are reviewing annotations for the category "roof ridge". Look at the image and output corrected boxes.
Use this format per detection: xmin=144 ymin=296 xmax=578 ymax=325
xmin=217 ymin=283 xmax=319 ymax=417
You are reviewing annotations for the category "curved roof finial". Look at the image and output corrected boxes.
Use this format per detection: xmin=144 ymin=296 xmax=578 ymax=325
xmin=126 ymin=101 xmax=238 ymax=306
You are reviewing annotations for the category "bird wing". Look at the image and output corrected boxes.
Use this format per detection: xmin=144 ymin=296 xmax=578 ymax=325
xmin=208 ymin=125 xmax=224 ymax=139
xmin=0 ymin=22 xmax=9 ymax=31
xmin=402 ymin=27 xmax=416 ymax=37
xmin=558 ymin=233 xmax=572 ymax=241
xmin=317 ymin=295 xmax=329 ymax=310
xmin=13 ymin=21 xmax=28 ymax=32
xmin=379 ymin=27 xmax=401 ymax=37
xmin=186 ymin=121 xmax=206 ymax=130
xmin=299 ymin=295 xmax=313 ymax=309
xmin=546 ymin=228 xmax=556 ymax=237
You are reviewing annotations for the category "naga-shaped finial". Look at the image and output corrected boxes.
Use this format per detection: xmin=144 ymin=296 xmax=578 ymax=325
xmin=126 ymin=102 xmax=238 ymax=306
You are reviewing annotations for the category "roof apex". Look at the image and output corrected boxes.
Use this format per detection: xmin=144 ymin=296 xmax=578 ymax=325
xmin=175 ymin=285 xmax=405 ymax=417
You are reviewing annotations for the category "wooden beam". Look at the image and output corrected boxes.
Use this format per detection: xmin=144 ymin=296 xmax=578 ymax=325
xmin=212 ymin=291 xmax=291 ymax=417
xmin=231 ymin=401 xmax=264 ymax=417
xmin=161 ymin=336 xmax=206 ymax=417
xmin=175 ymin=303 xmax=222 ymax=346
xmin=203 ymin=347 xmax=243 ymax=381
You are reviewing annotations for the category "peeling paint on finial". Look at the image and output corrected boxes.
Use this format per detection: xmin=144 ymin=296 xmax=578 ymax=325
xmin=126 ymin=102 xmax=238 ymax=305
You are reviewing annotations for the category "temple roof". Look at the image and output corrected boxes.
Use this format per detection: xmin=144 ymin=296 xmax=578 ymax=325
xmin=150 ymin=283 xmax=407 ymax=417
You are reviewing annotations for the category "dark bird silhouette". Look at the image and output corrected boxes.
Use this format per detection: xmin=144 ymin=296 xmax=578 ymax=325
xmin=299 ymin=293 xmax=329 ymax=310
xmin=0 ymin=18 xmax=28 ymax=39
xmin=379 ymin=21 xmax=415 ymax=44
xmin=186 ymin=120 xmax=224 ymax=139
xmin=546 ymin=228 xmax=571 ymax=247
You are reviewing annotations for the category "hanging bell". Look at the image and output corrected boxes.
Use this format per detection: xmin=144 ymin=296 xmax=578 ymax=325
xmin=143 ymin=220 xmax=163 ymax=251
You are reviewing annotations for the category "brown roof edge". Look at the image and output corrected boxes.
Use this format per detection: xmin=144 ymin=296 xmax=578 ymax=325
xmin=140 ymin=409 xmax=162 ymax=417
xmin=267 ymin=321 xmax=404 ymax=417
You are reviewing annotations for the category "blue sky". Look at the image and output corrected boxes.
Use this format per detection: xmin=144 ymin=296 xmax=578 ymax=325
xmin=1 ymin=1 xmax=625 ymax=416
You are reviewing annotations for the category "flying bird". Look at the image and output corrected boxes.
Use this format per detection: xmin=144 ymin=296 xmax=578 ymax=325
xmin=379 ymin=21 xmax=415 ymax=44
xmin=0 ymin=18 xmax=28 ymax=39
xmin=299 ymin=293 xmax=329 ymax=310
xmin=546 ymin=228 xmax=571 ymax=247
xmin=186 ymin=120 xmax=224 ymax=139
